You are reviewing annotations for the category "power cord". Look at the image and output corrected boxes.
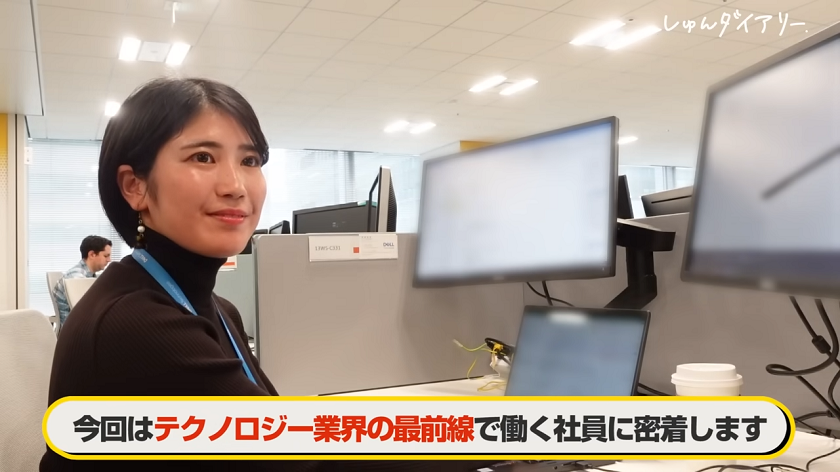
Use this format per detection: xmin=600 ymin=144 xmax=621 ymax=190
xmin=766 ymin=298 xmax=840 ymax=420
xmin=526 ymin=282 xmax=574 ymax=307
xmin=806 ymin=443 xmax=840 ymax=470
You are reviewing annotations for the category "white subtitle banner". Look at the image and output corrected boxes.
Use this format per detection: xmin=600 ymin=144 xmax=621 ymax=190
xmin=43 ymin=396 xmax=794 ymax=460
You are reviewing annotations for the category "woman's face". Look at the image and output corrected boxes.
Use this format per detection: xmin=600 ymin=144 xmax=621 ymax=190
xmin=131 ymin=108 xmax=266 ymax=258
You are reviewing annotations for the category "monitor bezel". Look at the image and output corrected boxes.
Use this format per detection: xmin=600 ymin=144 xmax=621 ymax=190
xmin=413 ymin=116 xmax=619 ymax=288
xmin=505 ymin=305 xmax=651 ymax=397
xmin=680 ymin=21 xmax=840 ymax=299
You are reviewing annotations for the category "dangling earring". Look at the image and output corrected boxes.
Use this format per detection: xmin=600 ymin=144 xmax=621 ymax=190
xmin=136 ymin=214 xmax=146 ymax=249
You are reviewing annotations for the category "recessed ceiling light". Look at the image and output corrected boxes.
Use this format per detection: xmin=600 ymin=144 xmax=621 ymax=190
xmin=104 ymin=101 xmax=121 ymax=117
xmin=384 ymin=120 xmax=410 ymax=133
xmin=618 ymin=136 xmax=638 ymax=145
xmin=605 ymin=26 xmax=661 ymax=50
xmin=499 ymin=79 xmax=538 ymax=96
xmin=469 ymin=75 xmax=507 ymax=93
xmin=166 ymin=42 xmax=191 ymax=66
xmin=409 ymin=122 xmax=436 ymax=134
xmin=570 ymin=20 xmax=625 ymax=46
xmin=119 ymin=37 xmax=142 ymax=61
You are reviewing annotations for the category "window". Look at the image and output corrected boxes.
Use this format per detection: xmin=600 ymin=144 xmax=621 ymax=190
xmin=350 ymin=152 xmax=422 ymax=233
xmin=618 ymin=165 xmax=668 ymax=218
xmin=26 ymin=140 xmax=128 ymax=316
xmin=674 ymin=167 xmax=696 ymax=188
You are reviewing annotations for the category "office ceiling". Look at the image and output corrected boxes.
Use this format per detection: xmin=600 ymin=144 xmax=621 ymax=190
xmin=0 ymin=0 xmax=44 ymax=116
xmin=14 ymin=0 xmax=840 ymax=165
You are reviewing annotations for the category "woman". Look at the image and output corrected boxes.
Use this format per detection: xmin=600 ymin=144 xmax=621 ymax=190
xmin=40 ymin=77 xmax=500 ymax=472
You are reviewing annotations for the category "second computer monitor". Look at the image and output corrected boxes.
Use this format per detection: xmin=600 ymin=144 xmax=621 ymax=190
xmin=414 ymin=116 xmax=618 ymax=287
xmin=642 ymin=185 xmax=693 ymax=217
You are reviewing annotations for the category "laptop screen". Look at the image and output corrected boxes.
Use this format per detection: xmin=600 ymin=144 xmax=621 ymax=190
xmin=505 ymin=306 xmax=650 ymax=397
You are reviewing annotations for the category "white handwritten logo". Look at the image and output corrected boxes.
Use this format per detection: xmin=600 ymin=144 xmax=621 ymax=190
xmin=664 ymin=11 xmax=806 ymax=38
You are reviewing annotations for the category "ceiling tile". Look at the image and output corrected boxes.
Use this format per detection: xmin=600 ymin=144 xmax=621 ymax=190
xmin=210 ymin=0 xmax=301 ymax=31
xmin=478 ymin=35 xmax=560 ymax=60
xmin=280 ymin=91 xmax=343 ymax=107
xmin=583 ymin=50 xmax=661 ymax=72
xmin=126 ymin=0 xmax=220 ymax=23
xmin=38 ymin=6 xmax=206 ymax=44
xmin=41 ymin=53 xmax=115 ymax=75
xmin=486 ymin=0 xmax=572 ymax=11
xmin=252 ymin=54 xmax=325 ymax=75
xmin=420 ymin=28 xmax=505 ymax=54
xmin=422 ymin=71 xmax=485 ymax=90
xmin=672 ymin=38 xmax=758 ymax=62
xmin=307 ymin=0 xmax=398 ymax=17
xmin=343 ymin=81 xmax=412 ymax=97
xmin=333 ymin=41 xmax=410 ymax=64
xmin=251 ymin=0 xmax=310 ymax=6
xmin=532 ymin=43 xmax=607 ymax=67
xmin=355 ymin=19 xmax=443 ymax=47
xmin=393 ymin=48 xmax=469 ymax=71
xmin=451 ymin=3 xmax=547 ymax=34
xmin=623 ymin=29 xmax=712 ymax=55
xmin=44 ymin=85 xmax=109 ymax=104
xmin=448 ymin=55 xmax=523 ymax=75
xmin=313 ymin=60 xmax=384 ymax=80
xmin=716 ymin=45 xmax=781 ymax=67
xmin=267 ymin=33 xmax=349 ymax=58
xmin=515 ymin=13 xmax=607 ymax=43
xmin=197 ymin=25 xmax=281 ymax=52
xmin=383 ymin=0 xmax=481 ymax=26
xmin=296 ymin=76 xmax=364 ymax=94
xmin=175 ymin=65 xmax=248 ymax=85
xmin=627 ymin=0 xmax=720 ymax=30
xmin=367 ymin=66 xmax=440 ymax=86
xmin=38 ymin=0 xmax=128 ymax=14
xmin=767 ymin=27 xmax=825 ymax=49
xmin=399 ymin=86 xmax=460 ymax=102
xmin=110 ymin=60 xmax=174 ymax=82
xmin=44 ymin=71 xmax=111 ymax=92
xmin=736 ymin=0 xmax=822 ymax=16
xmin=238 ymin=70 xmax=307 ymax=91
xmin=504 ymin=61 xmax=570 ymax=79
xmin=556 ymin=0 xmax=655 ymax=20
xmin=285 ymin=9 xmax=377 ymax=39
xmin=183 ymin=47 xmax=263 ymax=69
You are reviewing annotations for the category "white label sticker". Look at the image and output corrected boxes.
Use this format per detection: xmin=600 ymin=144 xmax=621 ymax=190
xmin=359 ymin=233 xmax=399 ymax=260
xmin=308 ymin=235 xmax=362 ymax=262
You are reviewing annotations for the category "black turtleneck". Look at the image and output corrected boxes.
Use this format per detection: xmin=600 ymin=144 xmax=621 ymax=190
xmin=41 ymin=228 xmax=498 ymax=472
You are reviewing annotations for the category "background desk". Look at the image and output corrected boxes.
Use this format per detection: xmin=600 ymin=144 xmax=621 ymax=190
xmin=329 ymin=377 xmax=840 ymax=471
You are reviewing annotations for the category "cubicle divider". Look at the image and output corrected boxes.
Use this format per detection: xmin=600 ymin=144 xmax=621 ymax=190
xmin=252 ymin=233 xmax=526 ymax=396
xmin=534 ymin=213 xmax=836 ymax=423
xmin=215 ymin=254 xmax=257 ymax=338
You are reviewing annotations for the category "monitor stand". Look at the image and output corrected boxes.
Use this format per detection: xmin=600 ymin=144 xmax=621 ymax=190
xmin=605 ymin=219 xmax=676 ymax=310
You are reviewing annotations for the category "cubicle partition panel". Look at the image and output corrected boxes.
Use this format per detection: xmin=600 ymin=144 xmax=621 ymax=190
xmin=215 ymin=254 xmax=257 ymax=338
xmin=533 ymin=213 xmax=837 ymax=423
xmin=253 ymin=234 xmax=526 ymax=396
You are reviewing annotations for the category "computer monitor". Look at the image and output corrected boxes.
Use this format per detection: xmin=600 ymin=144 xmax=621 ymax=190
xmin=367 ymin=166 xmax=397 ymax=233
xmin=414 ymin=117 xmax=618 ymax=287
xmin=617 ymin=175 xmax=634 ymax=219
xmin=292 ymin=202 xmax=371 ymax=234
xmin=505 ymin=306 xmax=650 ymax=397
xmin=682 ymin=21 xmax=840 ymax=298
xmin=268 ymin=220 xmax=291 ymax=234
xmin=642 ymin=185 xmax=692 ymax=217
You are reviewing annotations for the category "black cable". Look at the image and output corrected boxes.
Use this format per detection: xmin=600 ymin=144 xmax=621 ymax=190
xmin=806 ymin=443 xmax=840 ymax=471
xmin=770 ymin=366 xmax=840 ymax=419
xmin=828 ymin=364 xmax=840 ymax=413
xmin=638 ymin=382 xmax=670 ymax=396
xmin=526 ymin=282 xmax=574 ymax=307
xmin=541 ymin=280 xmax=553 ymax=306
xmin=791 ymin=296 xmax=820 ymax=339
xmin=767 ymin=299 xmax=838 ymax=377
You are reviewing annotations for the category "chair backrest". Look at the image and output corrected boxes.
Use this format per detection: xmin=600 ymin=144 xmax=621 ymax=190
xmin=0 ymin=309 xmax=57 ymax=471
xmin=64 ymin=278 xmax=96 ymax=310
xmin=45 ymin=272 xmax=63 ymax=318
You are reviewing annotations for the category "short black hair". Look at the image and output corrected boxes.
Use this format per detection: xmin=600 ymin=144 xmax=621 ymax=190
xmin=98 ymin=77 xmax=270 ymax=247
xmin=80 ymin=235 xmax=112 ymax=260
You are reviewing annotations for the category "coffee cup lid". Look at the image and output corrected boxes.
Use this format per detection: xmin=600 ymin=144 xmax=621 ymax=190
xmin=675 ymin=363 xmax=738 ymax=381
xmin=671 ymin=373 xmax=743 ymax=388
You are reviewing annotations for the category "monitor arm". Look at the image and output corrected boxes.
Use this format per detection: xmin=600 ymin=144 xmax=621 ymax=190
xmin=605 ymin=219 xmax=676 ymax=310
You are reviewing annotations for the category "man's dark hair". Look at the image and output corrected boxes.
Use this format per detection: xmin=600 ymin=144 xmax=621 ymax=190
xmin=98 ymin=77 xmax=270 ymax=247
xmin=80 ymin=235 xmax=112 ymax=260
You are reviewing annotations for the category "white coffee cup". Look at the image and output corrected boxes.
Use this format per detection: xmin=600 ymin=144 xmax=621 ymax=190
xmin=671 ymin=363 xmax=743 ymax=396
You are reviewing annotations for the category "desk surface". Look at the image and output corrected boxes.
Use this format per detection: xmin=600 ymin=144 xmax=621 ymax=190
xmin=329 ymin=377 xmax=840 ymax=471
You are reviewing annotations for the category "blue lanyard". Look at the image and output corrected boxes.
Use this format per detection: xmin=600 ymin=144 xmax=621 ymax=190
xmin=132 ymin=249 xmax=258 ymax=385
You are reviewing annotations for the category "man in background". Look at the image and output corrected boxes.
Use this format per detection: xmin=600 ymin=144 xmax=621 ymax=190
xmin=53 ymin=235 xmax=112 ymax=325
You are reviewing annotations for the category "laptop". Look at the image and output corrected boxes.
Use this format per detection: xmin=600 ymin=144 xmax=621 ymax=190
xmin=472 ymin=305 xmax=651 ymax=471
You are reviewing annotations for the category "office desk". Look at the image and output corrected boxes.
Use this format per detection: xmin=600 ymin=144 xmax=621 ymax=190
xmin=329 ymin=377 xmax=840 ymax=471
